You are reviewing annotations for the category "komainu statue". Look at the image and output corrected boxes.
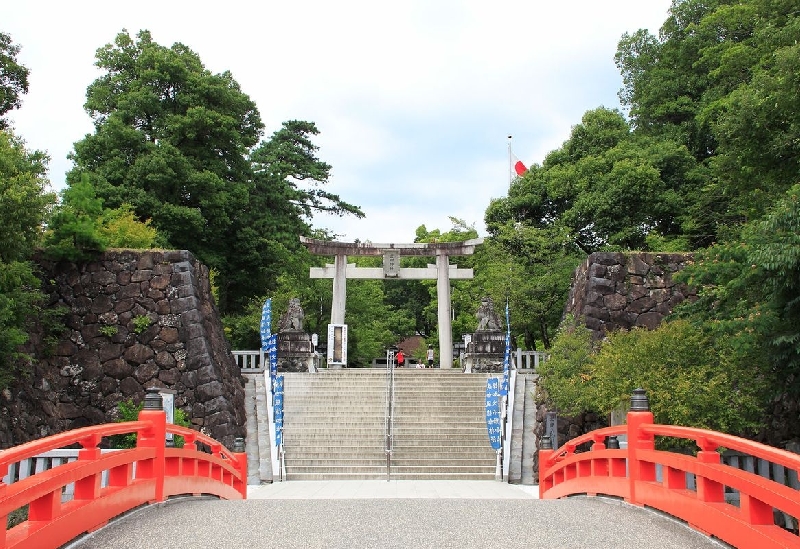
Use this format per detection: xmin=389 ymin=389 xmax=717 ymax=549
xmin=476 ymin=297 xmax=502 ymax=331
xmin=279 ymin=298 xmax=304 ymax=332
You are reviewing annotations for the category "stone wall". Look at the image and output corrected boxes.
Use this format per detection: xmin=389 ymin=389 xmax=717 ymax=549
xmin=564 ymin=252 xmax=695 ymax=339
xmin=0 ymin=250 xmax=245 ymax=449
xmin=531 ymin=252 xmax=695 ymax=481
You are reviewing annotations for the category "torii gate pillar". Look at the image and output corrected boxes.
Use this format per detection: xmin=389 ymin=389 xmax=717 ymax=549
xmin=301 ymin=237 xmax=483 ymax=369
xmin=436 ymin=252 xmax=453 ymax=369
xmin=331 ymin=254 xmax=347 ymax=325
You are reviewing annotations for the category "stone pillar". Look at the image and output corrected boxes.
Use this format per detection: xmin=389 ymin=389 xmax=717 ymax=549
xmin=437 ymin=253 xmax=453 ymax=369
xmin=331 ymin=254 xmax=347 ymax=325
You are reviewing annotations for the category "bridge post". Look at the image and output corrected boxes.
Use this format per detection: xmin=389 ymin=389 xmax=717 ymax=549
xmin=538 ymin=435 xmax=553 ymax=498
xmin=626 ymin=388 xmax=654 ymax=505
xmin=232 ymin=437 xmax=248 ymax=499
xmin=137 ymin=389 xmax=167 ymax=503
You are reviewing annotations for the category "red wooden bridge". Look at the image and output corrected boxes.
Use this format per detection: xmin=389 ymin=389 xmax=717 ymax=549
xmin=1 ymin=388 xmax=798 ymax=548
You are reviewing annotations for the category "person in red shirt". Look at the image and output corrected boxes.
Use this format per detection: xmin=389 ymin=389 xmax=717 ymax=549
xmin=396 ymin=349 xmax=405 ymax=368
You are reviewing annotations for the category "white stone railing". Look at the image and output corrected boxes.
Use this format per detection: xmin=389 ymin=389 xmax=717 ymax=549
xmin=512 ymin=350 xmax=548 ymax=371
xmin=233 ymin=350 xmax=264 ymax=372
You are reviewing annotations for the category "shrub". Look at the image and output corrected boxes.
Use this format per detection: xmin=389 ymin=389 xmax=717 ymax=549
xmin=132 ymin=315 xmax=150 ymax=334
xmin=540 ymin=317 xmax=769 ymax=436
xmin=109 ymin=398 xmax=191 ymax=448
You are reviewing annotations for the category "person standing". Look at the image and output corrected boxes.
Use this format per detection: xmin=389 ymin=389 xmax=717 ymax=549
xmin=396 ymin=349 xmax=405 ymax=368
xmin=426 ymin=345 xmax=435 ymax=368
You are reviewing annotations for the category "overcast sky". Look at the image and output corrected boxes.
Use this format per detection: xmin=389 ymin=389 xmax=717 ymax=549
xmin=5 ymin=1 xmax=672 ymax=243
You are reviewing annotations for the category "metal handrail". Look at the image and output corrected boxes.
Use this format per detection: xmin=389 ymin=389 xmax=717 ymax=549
xmin=385 ymin=349 xmax=395 ymax=480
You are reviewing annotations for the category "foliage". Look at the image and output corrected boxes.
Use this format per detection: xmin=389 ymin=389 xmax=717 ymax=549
xmin=98 ymin=325 xmax=118 ymax=338
xmin=132 ymin=315 xmax=151 ymax=334
xmin=0 ymin=131 xmax=54 ymax=262
xmin=675 ymin=183 xmax=800 ymax=396
xmin=0 ymin=261 xmax=43 ymax=386
xmin=44 ymin=175 xmax=107 ymax=261
xmin=0 ymin=33 xmax=30 ymax=129
xmin=45 ymin=175 xmax=160 ymax=261
xmin=109 ymin=398 xmax=190 ymax=448
xmin=99 ymin=204 xmax=159 ymax=249
xmin=486 ymin=108 xmax=700 ymax=253
xmin=479 ymin=221 xmax=583 ymax=349
xmin=540 ymin=317 xmax=768 ymax=434
xmin=68 ymin=30 xmax=362 ymax=314
xmin=537 ymin=318 xmax=596 ymax=413
xmin=615 ymin=0 xmax=800 ymax=244
xmin=0 ymin=129 xmax=55 ymax=387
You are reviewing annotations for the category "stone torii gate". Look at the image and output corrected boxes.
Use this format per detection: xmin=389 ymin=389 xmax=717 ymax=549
xmin=300 ymin=236 xmax=484 ymax=369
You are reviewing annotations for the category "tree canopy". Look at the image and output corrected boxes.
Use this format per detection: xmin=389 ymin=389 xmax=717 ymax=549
xmin=0 ymin=129 xmax=56 ymax=386
xmin=0 ymin=33 xmax=29 ymax=129
xmin=67 ymin=30 xmax=362 ymax=313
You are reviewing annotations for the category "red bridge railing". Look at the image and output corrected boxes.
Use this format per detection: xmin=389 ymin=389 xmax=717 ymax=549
xmin=539 ymin=389 xmax=800 ymax=549
xmin=0 ymin=390 xmax=247 ymax=549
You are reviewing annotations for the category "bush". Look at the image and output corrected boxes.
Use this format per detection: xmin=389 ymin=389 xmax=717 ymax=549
xmin=109 ymin=398 xmax=191 ymax=448
xmin=540 ymin=317 xmax=769 ymax=436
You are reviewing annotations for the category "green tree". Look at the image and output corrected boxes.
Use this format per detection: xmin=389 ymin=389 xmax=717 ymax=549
xmin=222 ymin=121 xmax=364 ymax=312
xmin=675 ymin=183 xmax=800 ymax=396
xmin=540 ymin=318 xmax=768 ymax=435
xmin=0 ymin=129 xmax=56 ymax=386
xmin=44 ymin=176 xmax=107 ymax=261
xmin=69 ymin=29 xmax=261 ymax=307
xmin=69 ymin=30 xmax=361 ymax=313
xmin=0 ymin=32 xmax=30 ymax=129
xmin=616 ymin=0 xmax=800 ymax=242
xmin=478 ymin=222 xmax=583 ymax=349
xmin=487 ymin=108 xmax=699 ymax=253
xmin=99 ymin=203 xmax=159 ymax=249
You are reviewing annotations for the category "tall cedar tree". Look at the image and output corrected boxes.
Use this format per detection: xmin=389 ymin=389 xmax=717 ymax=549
xmin=68 ymin=30 xmax=362 ymax=313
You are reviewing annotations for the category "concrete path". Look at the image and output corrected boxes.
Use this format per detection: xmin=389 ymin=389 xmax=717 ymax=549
xmin=68 ymin=481 xmax=728 ymax=549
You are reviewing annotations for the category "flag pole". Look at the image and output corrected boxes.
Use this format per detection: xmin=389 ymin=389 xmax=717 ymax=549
xmin=507 ymin=135 xmax=513 ymax=187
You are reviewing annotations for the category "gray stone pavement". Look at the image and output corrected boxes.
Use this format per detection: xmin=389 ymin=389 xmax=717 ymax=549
xmin=68 ymin=481 xmax=728 ymax=549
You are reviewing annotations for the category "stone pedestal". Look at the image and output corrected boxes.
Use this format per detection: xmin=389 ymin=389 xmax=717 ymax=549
xmin=277 ymin=331 xmax=314 ymax=372
xmin=462 ymin=330 xmax=505 ymax=373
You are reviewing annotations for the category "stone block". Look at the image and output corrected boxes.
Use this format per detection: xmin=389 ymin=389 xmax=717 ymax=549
xmin=104 ymin=358 xmax=133 ymax=380
xmin=635 ymin=312 xmax=664 ymax=330
xmin=119 ymin=377 xmax=141 ymax=396
xmin=133 ymin=362 xmax=159 ymax=384
xmin=197 ymin=381 xmax=225 ymax=401
xmin=130 ymin=269 xmax=153 ymax=283
xmin=123 ymin=343 xmax=155 ymax=365
xmin=627 ymin=255 xmax=650 ymax=276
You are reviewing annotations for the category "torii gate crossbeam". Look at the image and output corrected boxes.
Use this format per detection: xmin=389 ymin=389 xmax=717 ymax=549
xmin=300 ymin=236 xmax=484 ymax=369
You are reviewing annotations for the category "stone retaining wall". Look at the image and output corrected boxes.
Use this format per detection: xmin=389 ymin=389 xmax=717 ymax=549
xmin=0 ymin=250 xmax=245 ymax=449
xmin=564 ymin=252 xmax=695 ymax=339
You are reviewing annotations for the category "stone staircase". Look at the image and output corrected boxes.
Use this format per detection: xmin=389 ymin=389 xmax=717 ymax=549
xmin=280 ymin=369 xmax=497 ymax=480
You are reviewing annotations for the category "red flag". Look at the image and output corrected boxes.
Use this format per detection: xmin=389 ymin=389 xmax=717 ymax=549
xmin=511 ymin=152 xmax=527 ymax=177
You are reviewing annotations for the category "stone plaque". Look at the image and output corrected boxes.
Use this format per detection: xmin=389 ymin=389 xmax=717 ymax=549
xmin=545 ymin=411 xmax=558 ymax=449
xmin=383 ymin=250 xmax=400 ymax=278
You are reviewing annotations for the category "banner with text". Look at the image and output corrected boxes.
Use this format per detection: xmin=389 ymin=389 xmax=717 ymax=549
xmin=260 ymin=298 xmax=272 ymax=351
xmin=485 ymin=377 xmax=502 ymax=450
xmin=274 ymin=375 xmax=284 ymax=446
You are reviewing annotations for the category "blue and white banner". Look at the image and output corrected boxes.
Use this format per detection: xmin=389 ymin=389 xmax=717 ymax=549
xmin=268 ymin=334 xmax=278 ymax=382
xmin=260 ymin=298 xmax=272 ymax=351
xmin=485 ymin=377 xmax=502 ymax=450
xmin=501 ymin=300 xmax=511 ymax=396
xmin=274 ymin=375 xmax=284 ymax=446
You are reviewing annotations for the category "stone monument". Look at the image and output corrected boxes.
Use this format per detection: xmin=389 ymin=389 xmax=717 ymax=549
xmin=463 ymin=297 xmax=506 ymax=373
xmin=277 ymin=298 xmax=314 ymax=372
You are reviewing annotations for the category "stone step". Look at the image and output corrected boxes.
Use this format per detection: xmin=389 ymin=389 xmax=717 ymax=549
xmin=270 ymin=369 xmax=498 ymax=481
xmin=287 ymin=457 xmax=494 ymax=467
xmin=284 ymin=471 xmax=496 ymax=481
